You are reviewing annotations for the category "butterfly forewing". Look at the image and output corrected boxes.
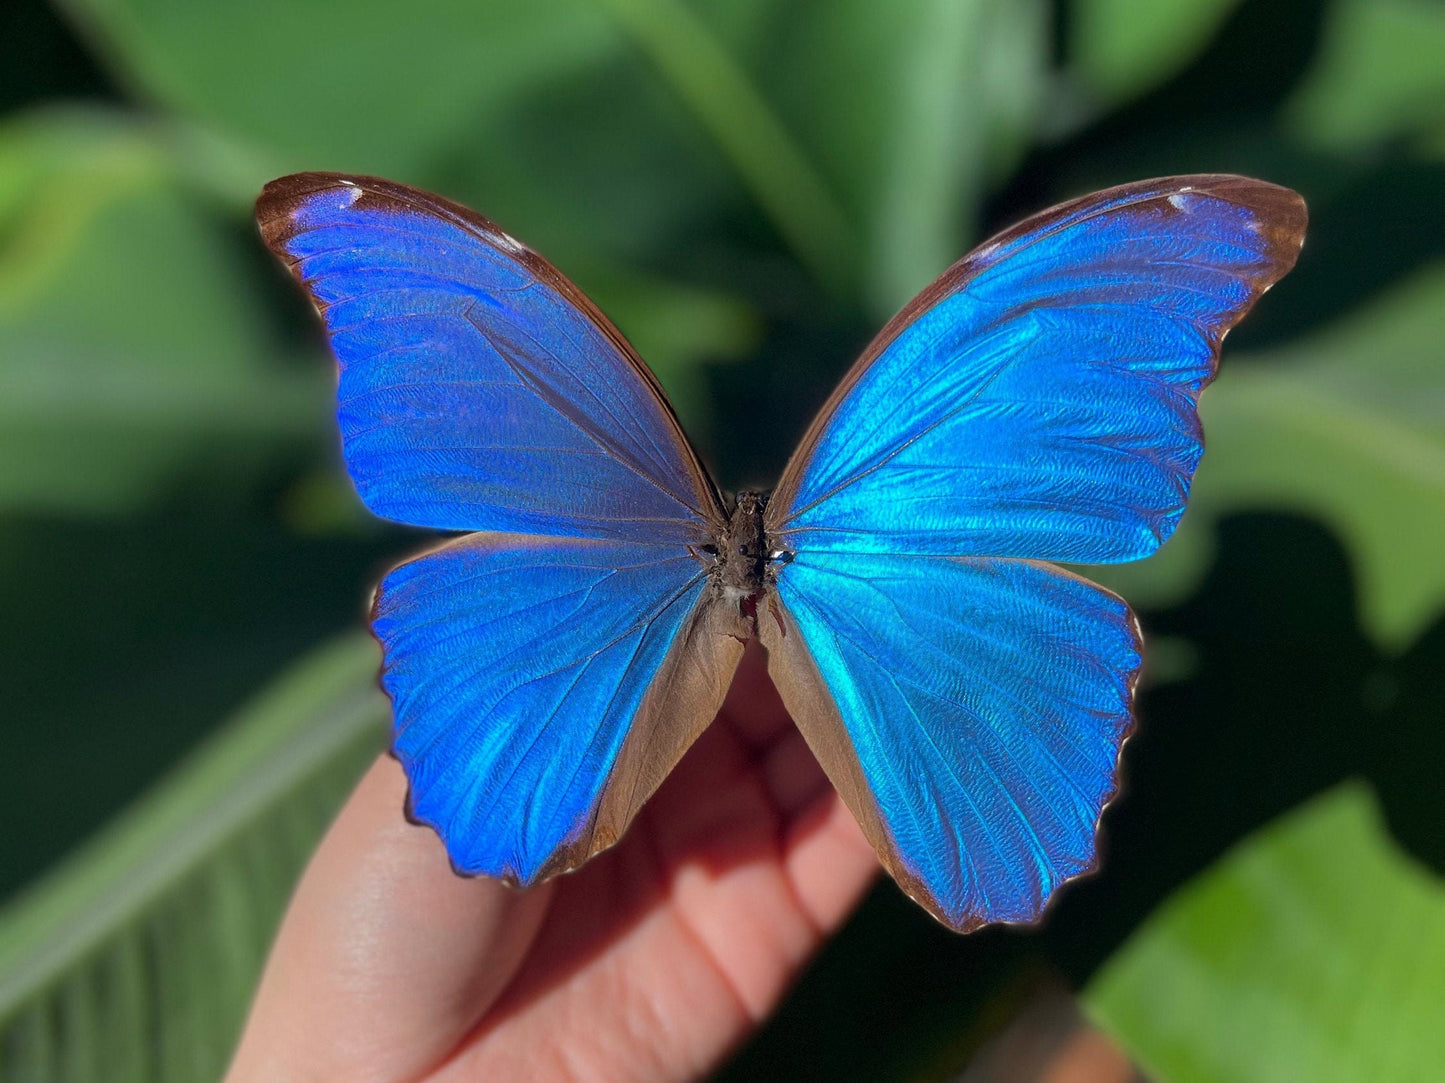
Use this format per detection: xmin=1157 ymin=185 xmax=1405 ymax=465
xmin=257 ymin=173 xmax=724 ymax=542
xmin=766 ymin=175 xmax=1307 ymax=562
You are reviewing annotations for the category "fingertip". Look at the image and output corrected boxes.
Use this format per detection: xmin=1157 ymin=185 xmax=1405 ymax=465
xmin=782 ymin=792 xmax=879 ymax=936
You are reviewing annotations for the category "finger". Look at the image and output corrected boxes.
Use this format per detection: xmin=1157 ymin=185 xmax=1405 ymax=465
xmin=639 ymin=653 xmax=877 ymax=1021
xmin=226 ymin=755 xmax=552 ymax=1083
xmin=717 ymin=640 xmax=793 ymax=750
xmin=779 ymin=784 xmax=878 ymax=935
xmin=438 ymin=659 xmax=878 ymax=1082
xmin=718 ymin=641 xmax=879 ymax=939
xmin=760 ymin=726 xmax=832 ymax=819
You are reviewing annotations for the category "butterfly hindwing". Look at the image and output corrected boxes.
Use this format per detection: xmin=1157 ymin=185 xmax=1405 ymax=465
xmin=257 ymin=173 xmax=721 ymax=543
xmin=768 ymin=175 xmax=1307 ymax=562
xmin=762 ymin=555 xmax=1139 ymax=931
xmin=375 ymin=532 xmax=744 ymax=885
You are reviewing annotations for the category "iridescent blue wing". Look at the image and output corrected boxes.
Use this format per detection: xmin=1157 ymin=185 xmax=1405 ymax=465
xmin=760 ymin=554 xmax=1139 ymax=931
xmin=257 ymin=173 xmax=722 ymax=543
xmin=375 ymin=533 xmax=744 ymax=885
xmin=768 ymin=175 xmax=1307 ymax=561
xmin=760 ymin=176 xmax=1304 ymax=930
xmin=258 ymin=174 xmax=742 ymax=880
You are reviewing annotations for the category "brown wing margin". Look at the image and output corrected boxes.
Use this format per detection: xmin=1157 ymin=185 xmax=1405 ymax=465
xmin=561 ymin=593 xmax=748 ymax=878
xmin=766 ymin=174 xmax=1307 ymax=526
xmin=256 ymin=171 xmax=727 ymax=532
xmin=756 ymin=595 xmax=938 ymax=920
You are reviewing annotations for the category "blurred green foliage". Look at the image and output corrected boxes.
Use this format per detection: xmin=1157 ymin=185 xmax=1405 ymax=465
xmin=1070 ymin=0 xmax=1244 ymax=104
xmin=0 ymin=109 xmax=325 ymax=515
xmin=1087 ymin=783 xmax=1445 ymax=1082
xmin=0 ymin=638 xmax=385 ymax=1081
xmin=1 ymin=0 xmax=1441 ymax=1078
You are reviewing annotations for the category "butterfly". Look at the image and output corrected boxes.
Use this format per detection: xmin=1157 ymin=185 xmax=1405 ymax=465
xmin=257 ymin=173 xmax=1305 ymax=932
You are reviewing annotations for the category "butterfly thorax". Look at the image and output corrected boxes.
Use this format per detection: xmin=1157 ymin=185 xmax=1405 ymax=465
xmin=706 ymin=490 xmax=793 ymax=610
xmin=713 ymin=490 xmax=769 ymax=596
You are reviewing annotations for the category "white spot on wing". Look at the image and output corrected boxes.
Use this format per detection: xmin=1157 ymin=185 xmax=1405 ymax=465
xmin=488 ymin=229 xmax=528 ymax=257
xmin=338 ymin=179 xmax=363 ymax=206
xmin=1167 ymin=193 xmax=1190 ymax=211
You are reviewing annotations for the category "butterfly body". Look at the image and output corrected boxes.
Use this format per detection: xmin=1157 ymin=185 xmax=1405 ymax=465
xmin=698 ymin=490 xmax=781 ymax=605
xmin=258 ymin=172 xmax=1305 ymax=932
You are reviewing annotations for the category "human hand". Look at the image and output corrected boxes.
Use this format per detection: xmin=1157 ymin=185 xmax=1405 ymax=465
xmin=225 ymin=643 xmax=878 ymax=1081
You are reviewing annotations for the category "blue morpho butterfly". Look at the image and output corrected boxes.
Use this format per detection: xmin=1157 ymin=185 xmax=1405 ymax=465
xmin=257 ymin=173 xmax=1305 ymax=932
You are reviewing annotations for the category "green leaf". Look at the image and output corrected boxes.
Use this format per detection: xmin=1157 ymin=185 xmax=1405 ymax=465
xmin=52 ymin=0 xmax=825 ymax=322
xmin=757 ymin=0 xmax=1048 ymax=315
xmin=0 ymin=634 xmax=387 ymax=1081
xmin=1086 ymin=783 xmax=1445 ymax=1083
xmin=1088 ymin=265 xmax=1445 ymax=649
xmin=51 ymin=0 xmax=765 ymax=441
xmin=593 ymin=0 xmax=860 ymax=294
xmin=864 ymin=0 xmax=1047 ymax=314
xmin=1069 ymin=0 xmax=1243 ymax=106
xmin=54 ymin=0 xmax=792 ymax=319
xmin=1284 ymin=0 xmax=1445 ymax=155
xmin=0 ymin=107 xmax=328 ymax=515
xmin=53 ymin=0 xmax=622 ymax=182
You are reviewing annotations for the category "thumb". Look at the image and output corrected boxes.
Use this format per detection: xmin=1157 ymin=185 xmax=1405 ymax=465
xmin=226 ymin=755 xmax=552 ymax=1082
